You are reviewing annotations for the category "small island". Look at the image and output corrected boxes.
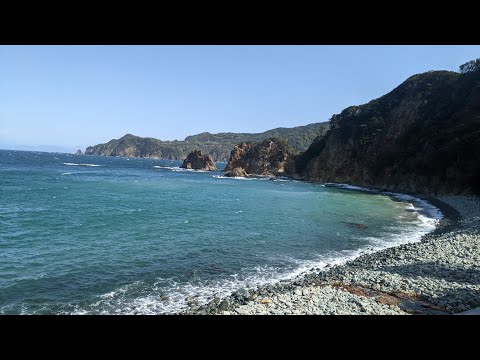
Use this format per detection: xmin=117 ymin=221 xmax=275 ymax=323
xmin=180 ymin=150 xmax=217 ymax=171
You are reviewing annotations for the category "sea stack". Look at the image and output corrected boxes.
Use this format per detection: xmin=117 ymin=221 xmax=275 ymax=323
xmin=223 ymin=138 xmax=296 ymax=177
xmin=180 ymin=150 xmax=217 ymax=171
xmin=75 ymin=149 xmax=83 ymax=155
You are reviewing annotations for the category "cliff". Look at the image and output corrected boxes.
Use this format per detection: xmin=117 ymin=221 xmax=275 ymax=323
xmin=295 ymin=66 xmax=480 ymax=194
xmin=84 ymin=122 xmax=329 ymax=162
xmin=223 ymin=138 xmax=296 ymax=177
xmin=84 ymin=134 xmax=181 ymax=159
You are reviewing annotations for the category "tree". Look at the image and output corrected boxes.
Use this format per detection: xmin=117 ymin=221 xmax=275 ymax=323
xmin=459 ymin=59 xmax=480 ymax=73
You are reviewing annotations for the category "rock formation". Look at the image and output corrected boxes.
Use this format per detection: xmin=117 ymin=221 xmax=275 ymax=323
xmin=223 ymin=138 xmax=296 ymax=177
xmin=224 ymin=167 xmax=249 ymax=177
xmin=180 ymin=150 xmax=217 ymax=171
xmin=83 ymin=122 xmax=329 ymax=162
xmin=75 ymin=149 xmax=83 ymax=155
xmin=295 ymin=64 xmax=480 ymax=194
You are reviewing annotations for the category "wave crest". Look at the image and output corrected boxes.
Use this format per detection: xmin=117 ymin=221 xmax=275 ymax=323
xmin=63 ymin=163 xmax=101 ymax=167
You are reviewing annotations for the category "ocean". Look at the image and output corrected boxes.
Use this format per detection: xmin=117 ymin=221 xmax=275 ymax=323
xmin=0 ymin=150 xmax=442 ymax=314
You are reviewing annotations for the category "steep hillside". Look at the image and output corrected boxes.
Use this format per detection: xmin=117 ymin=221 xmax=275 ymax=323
xmin=295 ymin=65 xmax=480 ymax=194
xmin=185 ymin=122 xmax=329 ymax=153
xmin=85 ymin=134 xmax=190 ymax=160
xmin=85 ymin=122 xmax=329 ymax=162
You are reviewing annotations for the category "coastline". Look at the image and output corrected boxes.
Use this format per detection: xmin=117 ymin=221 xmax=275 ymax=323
xmin=181 ymin=194 xmax=480 ymax=315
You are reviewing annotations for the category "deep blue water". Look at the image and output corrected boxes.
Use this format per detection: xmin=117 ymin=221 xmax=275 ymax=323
xmin=0 ymin=150 xmax=441 ymax=314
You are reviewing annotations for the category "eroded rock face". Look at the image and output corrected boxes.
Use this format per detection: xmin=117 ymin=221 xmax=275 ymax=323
xmin=83 ymin=122 xmax=329 ymax=161
xmin=295 ymin=69 xmax=480 ymax=194
xmin=180 ymin=150 xmax=217 ymax=171
xmin=224 ymin=167 xmax=249 ymax=177
xmin=75 ymin=149 xmax=83 ymax=155
xmin=223 ymin=138 xmax=296 ymax=177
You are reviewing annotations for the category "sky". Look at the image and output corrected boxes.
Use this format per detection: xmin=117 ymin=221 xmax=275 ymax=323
xmin=1 ymin=45 xmax=479 ymax=152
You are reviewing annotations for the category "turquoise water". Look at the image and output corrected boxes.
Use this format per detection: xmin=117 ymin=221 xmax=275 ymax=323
xmin=0 ymin=150 xmax=441 ymax=314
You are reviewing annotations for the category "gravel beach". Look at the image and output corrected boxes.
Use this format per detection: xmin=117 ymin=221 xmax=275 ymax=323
xmin=182 ymin=195 xmax=480 ymax=315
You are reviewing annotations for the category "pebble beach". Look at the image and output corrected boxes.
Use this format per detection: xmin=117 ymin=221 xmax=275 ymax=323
xmin=182 ymin=195 xmax=480 ymax=315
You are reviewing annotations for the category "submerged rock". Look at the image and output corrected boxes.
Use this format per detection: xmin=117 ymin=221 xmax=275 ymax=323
xmin=180 ymin=150 xmax=217 ymax=171
xmin=344 ymin=222 xmax=368 ymax=230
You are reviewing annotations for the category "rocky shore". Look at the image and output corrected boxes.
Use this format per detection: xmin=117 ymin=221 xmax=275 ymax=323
xmin=181 ymin=195 xmax=480 ymax=315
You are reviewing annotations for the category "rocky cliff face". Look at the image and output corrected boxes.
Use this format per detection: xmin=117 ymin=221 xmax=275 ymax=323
xmin=84 ymin=123 xmax=329 ymax=162
xmin=223 ymin=138 xmax=296 ymax=177
xmin=180 ymin=150 xmax=217 ymax=171
xmin=85 ymin=134 xmax=171 ymax=158
xmin=296 ymin=68 xmax=480 ymax=194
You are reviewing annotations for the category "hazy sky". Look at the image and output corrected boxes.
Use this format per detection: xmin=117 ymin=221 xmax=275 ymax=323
xmin=1 ymin=45 xmax=479 ymax=151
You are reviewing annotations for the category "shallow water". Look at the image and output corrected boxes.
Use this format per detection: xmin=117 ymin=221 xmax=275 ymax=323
xmin=0 ymin=150 xmax=441 ymax=314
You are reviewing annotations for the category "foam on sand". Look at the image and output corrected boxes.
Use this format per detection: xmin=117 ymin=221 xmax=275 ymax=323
xmin=73 ymin=193 xmax=442 ymax=315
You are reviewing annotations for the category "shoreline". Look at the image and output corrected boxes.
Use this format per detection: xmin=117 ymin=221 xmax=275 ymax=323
xmin=181 ymin=193 xmax=479 ymax=315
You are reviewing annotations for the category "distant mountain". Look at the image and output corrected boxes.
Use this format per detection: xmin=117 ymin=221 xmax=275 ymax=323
xmin=0 ymin=144 xmax=77 ymax=153
xmin=294 ymin=61 xmax=480 ymax=194
xmin=84 ymin=122 xmax=329 ymax=162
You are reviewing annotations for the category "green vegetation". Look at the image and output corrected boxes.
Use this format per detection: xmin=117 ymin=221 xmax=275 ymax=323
xmin=85 ymin=122 xmax=329 ymax=161
xmin=223 ymin=137 xmax=297 ymax=176
xmin=459 ymin=58 xmax=480 ymax=73
xmin=296 ymin=63 xmax=480 ymax=194
xmin=86 ymin=58 xmax=480 ymax=194
xmin=185 ymin=122 xmax=329 ymax=154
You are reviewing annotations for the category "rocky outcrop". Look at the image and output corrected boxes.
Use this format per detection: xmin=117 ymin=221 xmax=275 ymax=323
xmin=180 ymin=150 xmax=217 ymax=171
xmin=224 ymin=167 xmax=249 ymax=177
xmin=296 ymin=64 xmax=480 ymax=194
xmin=75 ymin=149 xmax=83 ymax=155
xmin=85 ymin=134 xmax=171 ymax=159
xmin=223 ymin=138 xmax=296 ymax=176
xmin=84 ymin=122 xmax=329 ymax=162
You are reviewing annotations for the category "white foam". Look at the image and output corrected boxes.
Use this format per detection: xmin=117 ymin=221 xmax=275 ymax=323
xmin=81 ymin=245 xmax=402 ymax=315
xmin=326 ymin=183 xmax=443 ymax=222
xmin=153 ymin=166 xmax=209 ymax=173
xmin=212 ymin=175 xmax=249 ymax=180
xmin=81 ymin=223 xmax=429 ymax=315
xmin=63 ymin=163 xmax=101 ymax=167
xmin=70 ymin=183 xmax=443 ymax=315
xmin=61 ymin=173 xmax=72 ymax=175
xmin=212 ymin=175 xmax=298 ymax=182
xmin=211 ymin=175 xmax=257 ymax=181
xmin=153 ymin=165 xmax=175 ymax=169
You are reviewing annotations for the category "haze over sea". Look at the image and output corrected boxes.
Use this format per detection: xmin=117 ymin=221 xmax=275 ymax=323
xmin=0 ymin=150 xmax=441 ymax=314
